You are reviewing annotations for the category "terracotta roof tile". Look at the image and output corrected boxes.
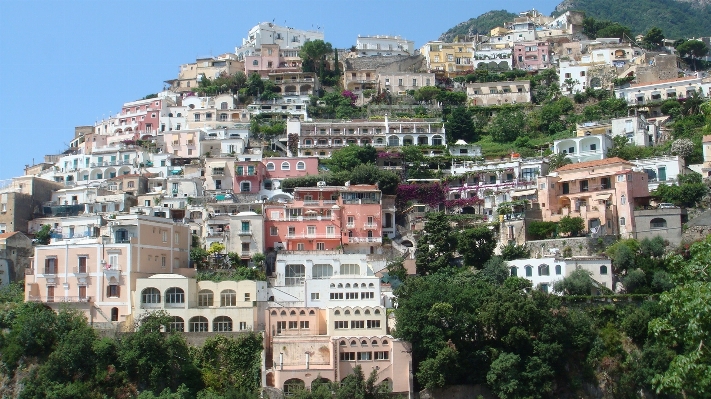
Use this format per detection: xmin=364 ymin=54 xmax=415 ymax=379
xmin=703 ymin=135 xmax=711 ymax=143
xmin=0 ymin=232 xmax=19 ymax=239
xmin=554 ymin=157 xmax=631 ymax=172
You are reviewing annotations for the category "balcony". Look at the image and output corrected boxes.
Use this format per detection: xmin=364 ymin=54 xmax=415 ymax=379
xmin=363 ymin=223 xmax=377 ymax=229
xmin=238 ymin=230 xmax=252 ymax=236
xmin=286 ymin=233 xmax=339 ymax=239
xmin=102 ymin=264 xmax=121 ymax=280
xmin=29 ymin=296 xmax=91 ymax=304
xmin=347 ymin=237 xmax=382 ymax=243
xmin=73 ymin=266 xmax=89 ymax=276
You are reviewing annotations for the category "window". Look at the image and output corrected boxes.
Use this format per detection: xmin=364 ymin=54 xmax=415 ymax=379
xmin=562 ymin=182 xmax=570 ymax=194
xmin=165 ymin=287 xmax=185 ymax=304
xmin=580 ymin=180 xmax=589 ymax=192
xmin=288 ymin=321 xmax=298 ymax=329
xmin=555 ymin=265 xmax=562 ymax=275
xmin=311 ymin=264 xmax=333 ymax=279
xmin=330 ymin=292 xmax=344 ymax=300
xmin=525 ymin=265 xmax=533 ymax=277
xmin=650 ymin=218 xmax=667 ymax=228
xmin=296 ymin=161 xmax=305 ymax=170
xmin=300 ymin=321 xmax=309 ymax=329
xmin=334 ymin=320 xmax=348 ymax=329
xmin=510 ymin=267 xmax=517 ymax=277
xmin=620 ymin=195 xmax=627 ymax=205
xmin=347 ymin=216 xmax=355 ymax=227
xmin=77 ymin=256 xmax=87 ymax=273
xmin=307 ymin=225 xmax=316 ymax=236
xmin=361 ymin=292 xmax=374 ymax=299
xmin=340 ymin=264 xmax=360 ymax=275
xmin=189 ymin=316 xmax=208 ymax=332
xmin=270 ymin=226 xmax=278 ymax=236
xmin=538 ymin=264 xmax=550 ymax=276
xmin=107 ymin=284 xmax=120 ymax=298
xmin=285 ymin=264 xmax=305 ymax=286
xmin=218 ymin=289 xmax=237 ymax=307
xmin=367 ymin=320 xmax=381 ymax=328
xmin=311 ymin=292 xmax=320 ymax=300
xmin=198 ymin=289 xmax=214 ymax=307
xmin=213 ymin=316 xmax=233 ymax=332
xmin=340 ymin=352 xmax=355 ymax=361
xmin=141 ymin=287 xmax=161 ymax=304
xmin=44 ymin=258 xmax=57 ymax=274
xmin=327 ymin=226 xmax=335 ymax=236
xmin=168 ymin=316 xmax=184 ymax=332
xmin=316 ymin=242 xmax=325 ymax=250
xmin=375 ymin=351 xmax=389 ymax=360
xmin=162 ymin=231 xmax=168 ymax=243
xmin=276 ymin=321 xmax=286 ymax=333
xmin=281 ymin=162 xmax=290 ymax=170
xmin=600 ymin=265 xmax=608 ymax=275
xmin=358 ymin=352 xmax=372 ymax=361
xmin=266 ymin=162 xmax=275 ymax=171
xmin=351 ymin=320 xmax=365 ymax=329
xmin=111 ymin=307 xmax=119 ymax=321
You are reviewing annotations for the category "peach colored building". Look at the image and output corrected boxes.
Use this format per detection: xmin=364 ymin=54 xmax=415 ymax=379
xmin=264 ymin=184 xmax=384 ymax=254
xmin=25 ymin=215 xmax=191 ymax=328
xmin=537 ymin=157 xmax=650 ymax=237
xmin=264 ymin=306 xmax=411 ymax=395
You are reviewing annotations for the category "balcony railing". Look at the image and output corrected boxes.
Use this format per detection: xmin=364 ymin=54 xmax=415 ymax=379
xmin=347 ymin=237 xmax=382 ymax=243
xmin=286 ymin=233 xmax=339 ymax=239
xmin=29 ymin=296 xmax=92 ymax=303
xmin=73 ymin=266 xmax=89 ymax=275
xmin=363 ymin=223 xmax=377 ymax=229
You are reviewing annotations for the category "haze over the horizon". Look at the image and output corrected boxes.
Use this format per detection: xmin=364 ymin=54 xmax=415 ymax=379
xmin=0 ymin=0 xmax=560 ymax=181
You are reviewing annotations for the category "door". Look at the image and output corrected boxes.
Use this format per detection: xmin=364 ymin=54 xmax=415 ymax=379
xmin=79 ymin=286 xmax=87 ymax=301
xmin=47 ymin=286 xmax=55 ymax=302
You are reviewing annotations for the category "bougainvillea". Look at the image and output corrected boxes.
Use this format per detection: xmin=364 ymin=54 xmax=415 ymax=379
xmin=444 ymin=197 xmax=483 ymax=208
xmin=397 ymin=183 xmax=448 ymax=208
xmin=341 ymin=90 xmax=358 ymax=105
xmin=287 ymin=133 xmax=299 ymax=156
xmin=377 ymin=151 xmax=402 ymax=159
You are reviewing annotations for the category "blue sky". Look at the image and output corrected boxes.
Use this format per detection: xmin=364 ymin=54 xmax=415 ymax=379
xmin=0 ymin=0 xmax=559 ymax=181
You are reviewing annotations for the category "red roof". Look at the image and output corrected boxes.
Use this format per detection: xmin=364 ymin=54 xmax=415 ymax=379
xmin=0 ymin=232 xmax=20 ymax=239
xmin=555 ymin=157 xmax=631 ymax=172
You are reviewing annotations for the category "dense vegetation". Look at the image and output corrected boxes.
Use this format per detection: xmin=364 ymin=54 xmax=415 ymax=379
xmin=0 ymin=305 xmax=263 ymax=398
xmin=395 ymin=215 xmax=711 ymax=398
xmin=555 ymin=0 xmax=711 ymax=38
xmin=439 ymin=10 xmax=518 ymax=41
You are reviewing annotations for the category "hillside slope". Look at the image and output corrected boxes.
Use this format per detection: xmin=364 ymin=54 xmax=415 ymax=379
xmin=439 ymin=10 xmax=518 ymax=41
xmin=555 ymin=0 xmax=711 ymax=38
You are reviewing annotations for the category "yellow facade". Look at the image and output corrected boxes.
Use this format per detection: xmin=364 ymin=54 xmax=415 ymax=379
xmin=423 ymin=42 xmax=474 ymax=76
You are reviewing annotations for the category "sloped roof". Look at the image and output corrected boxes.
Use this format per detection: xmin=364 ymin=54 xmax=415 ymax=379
xmin=555 ymin=157 xmax=630 ymax=172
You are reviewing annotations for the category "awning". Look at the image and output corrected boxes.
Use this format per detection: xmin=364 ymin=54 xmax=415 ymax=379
xmin=595 ymin=193 xmax=612 ymax=200
xmin=512 ymin=189 xmax=537 ymax=197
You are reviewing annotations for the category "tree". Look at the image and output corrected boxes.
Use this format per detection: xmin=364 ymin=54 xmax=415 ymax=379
xmin=558 ymin=216 xmax=585 ymax=237
xmin=488 ymin=106 xmax=525 ymax=143
xmin=554 ymin=269 xmax=594 ymax=295
xmin=299 ymin=40 xmax=333 ymax=80
xmin=479 ymin=256 xmax=510 ymax=285
xmin=414 ymin=86 xmax=441 ymax=102
xmin=676 ymin=39 xmax=709 ymax=59
xmin=458 ymin=227 xmax=497 ymax=267
xmin=527 ymin=221 xmax=557 ymax=240
xmin=415 ymin=213 xmax=458 ymax=275
xmin=190 ymin=247 xmax=210 ymax=270
xmin=445 ymin=106 xmax=477 ymax=143
xmin=548 ymin=153 xmax=572 ymax=171
xmin=35 ymin=224 xmax=52 ymax=245
xmin=596 ymin=23 xmax=632 ymax=41
xmin=642 ymin=27 xmax=664 ymax=50
xmin=500 ymin=243 xmax=530 ymax=261
xmin=325 ymin=145 xmax=376 ymax=173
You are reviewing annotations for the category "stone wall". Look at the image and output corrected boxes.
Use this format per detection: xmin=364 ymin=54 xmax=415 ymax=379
xmin=343 ymin=55 xmax=426 ymax=74
xmin=526 ymin=235 xmax=617 ymax=258
xmin=418 ymin=384 xmax=495 ymax=399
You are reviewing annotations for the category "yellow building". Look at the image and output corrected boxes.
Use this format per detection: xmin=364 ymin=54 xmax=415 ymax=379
xmin=421 ymin=41 xmax=474 ymax=76
xmin=490 ymin=27 xmax=509 ymax=36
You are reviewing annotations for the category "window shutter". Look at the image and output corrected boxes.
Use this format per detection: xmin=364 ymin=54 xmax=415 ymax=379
xmin=106 ymin=286 xmax=110 ymax=297
xmin=117 ymin=286 xmax=121 ymax=297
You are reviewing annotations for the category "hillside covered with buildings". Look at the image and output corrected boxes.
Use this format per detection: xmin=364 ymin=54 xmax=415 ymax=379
xmin=1 ymin=8 xmax=711 ymax=399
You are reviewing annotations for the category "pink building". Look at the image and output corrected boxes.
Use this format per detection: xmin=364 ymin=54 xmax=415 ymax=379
xmin=94 ymin=98 xmax=165 ymax=140
xmin=245 ymin=44 xmax=302 ymax=77
xmin=264 ymin=306 xmax=411 ymax=395
xmin=537 ymin=157 xmax=650 ymax=237
xmin=264 ymin=184 xmax=383 ymax=253
xmin=513 ymin=41 xmax=553 ymax=70
xmin=25 ymin=215 xmax=192 ymax=327
xmin=235 ymin=160 xmax=267 ymax=194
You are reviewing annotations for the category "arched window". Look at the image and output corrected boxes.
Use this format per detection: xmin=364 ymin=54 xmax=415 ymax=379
xmin=213 ymin=316 xmax=233 ymax=332
xmin=345 ymin=283 xmax=351 ymax=288
xmin=600 ymin=265 xmax=608 ymax=275
xmin=382 ymin=339 xmax=389 ymax=345
xmin=335 ymin=310 xmax=341 ymax=315
xmin=350 ymin=340 xmax=357 ymax=346
xmin=266 ymin=162 xmax=275 ymax=171
xmin=355 ymin=310 xmax=361 ymax=315
xmin=360 ymin=283 xmax=366 ymax=288
xmin=309 ymin=310 xmax=315 ymax=315
xmin=388 ymin=136 xmax=399 ymax=146
xmin=283 ymin=379 xmax=305 ymax=396
xmin=271 ymin=310 xmax=277 ymax=315
xmin=620 ymin=194 xmax=627 ymax=205
xmin=220 ymin=289 xmax=236 ymax=306
xmin=280 ymin=310 xmax=286 ymax=316
xmin=345 ymin=310 xmax=351 ymax=315
xmin=220 ymin=113 xmax=228 ymax=121
xmin=299 ymin=310 xmax=306 ymax=315
xmin=432 ymin=135 xmax=443 ymax=146
xmin=296 ymin=161 xmax=305 ymax=170
xmin=525 ymin=265 xmax=533 ymax=277
xmin=189 ymin=316 xmax=208 ymax=332
xmin=376 ymin=138 xmax=384 ymax=145
xmin=361 ymin=340 xmax=368 ymax=346
xmin=555 ymin=265 xmax=562 ymax=275
xmin=374 ymin=309 xmax=381 ymax=315
xmin=198 ymin=289 xmax=213 ymax=307
xmin=111 ymin=307 xmax=119 ymax=321
xmin=340 ymin=340 xmax=346 ymax=346
xmin=168 ymin=112 xmax=173 ymax=117
xmin=252 ymin=60 xmax=259 ymax=66
xmin=169 ymin=316 xmax=184 ymax=332
xmin=313 ymin=264 xmax=333 ymax=279
xmin=290 ymin=310 xmax=296 ymax=316
xmin=650 ymin=218 xmax=667 ymax=228
xmin=165 ymin=287 xmax=185 ymax=304
xmin=620 ymin=217 xmax=626 ymax=226
xmin=510 ymin=267 xmax=517 ymax=277
xmin=141 ymin=287 xmax=161 ymax=304
xmin=372 ymin=339 xmax=378 ymax=345
xmin=368 ymin=283 xmax=374 ymax=288
xmin=337 ymin=283 xmax=343 ymax=288
xmin=281 ymin=161 xmax=290 ymax=170
xmin=538 ymin=264 xmax=550 ymax=276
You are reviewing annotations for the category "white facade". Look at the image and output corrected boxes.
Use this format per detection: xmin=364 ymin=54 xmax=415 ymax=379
xmin=553 ymin=134 xmax=613 ymax=164
xmin=355 ymin=35 xmax=415 ymax=57
xmin=489 ymin=30 xmax=536 ymax=46
xmin=559 ymin=61 xmax=593 ymax=94
xmin=236 ymin=23 xmax=324 ymax=60
xmin=473 ymin=47 xmax=513 ymax=70
xmin=270 ymin=252 xmax=385 ymax=309
xmin=630 ymin=156 xmax=684 ymax=190
xmin=508 ymin=256 xmax=614 ymax=293
xmin=610 ymin=116 xmax=658 ymax=147
xmin=616 ymin=76 xmax=711 ymax=105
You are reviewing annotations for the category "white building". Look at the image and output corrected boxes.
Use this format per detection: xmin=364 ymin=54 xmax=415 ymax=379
xmin=553 ymin=134 xmax=613 ymax=164
xmin=508 ymin=256 xmax=613 ymax=293
xmin=616 ymin=75 xmax=711 ymax=105
xmin=235 ymin=23 xmax=324 ymax=60
xmin=473 ymin=46 xmax=513 ymax=70
xmin=270 ymin=252 xmax=386 ymax=309
xmin=610 ymin=115 xmax=659 ymax=147
xmin=448 ymin=140 xmax=482 ymax=157
xmin=355 ymin=35 xmax=415 ymax=57
xmin=630 ymin=156 xmax=685 ymax=190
